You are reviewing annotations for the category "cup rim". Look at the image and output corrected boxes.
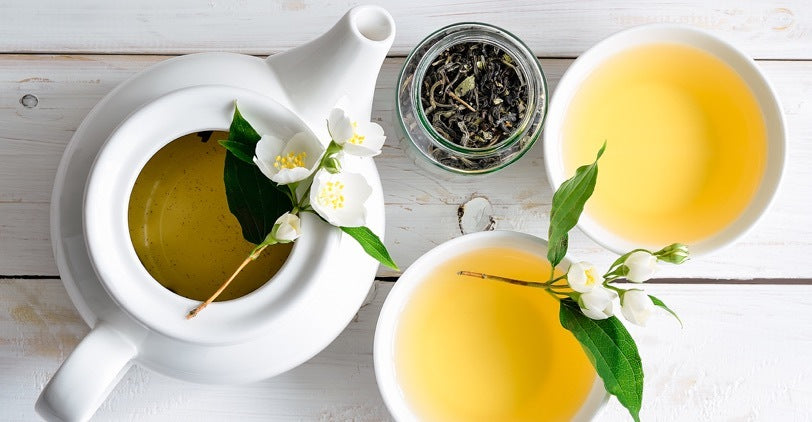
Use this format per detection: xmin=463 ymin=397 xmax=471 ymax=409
xmin=542 ymin=24 xmax=787 ymax=256
xmin=373 ymin=230 xmax=608 ymax=421
xmin=83 ymin=85 xmax=339 ymax=345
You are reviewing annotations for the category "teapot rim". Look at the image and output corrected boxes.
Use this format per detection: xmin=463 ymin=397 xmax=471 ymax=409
xmin=83 ymin=84 xmax=340 ymax=346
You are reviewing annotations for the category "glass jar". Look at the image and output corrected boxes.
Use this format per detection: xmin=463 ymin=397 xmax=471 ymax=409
xmin=397 ymin=22 xmax=548 ymax=176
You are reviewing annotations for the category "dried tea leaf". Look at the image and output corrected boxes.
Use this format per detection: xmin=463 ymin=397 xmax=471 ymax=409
xmin=454 ymin=75 xmax=476 ymax=97
xmin=420 ymin=41 xmax=528 ymax=159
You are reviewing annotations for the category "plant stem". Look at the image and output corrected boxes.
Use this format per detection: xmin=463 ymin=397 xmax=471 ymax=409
xmin=457 ymin=271 xmax=550 ymax=288
xmin=186 ymin=244 xmax=269 ymax=319
xmin=458 ymin=271 xmax=570 ymax=287
xmin=603 ymin=282 xmax=626 ymax=295
xmin=286 ymin=183 xmax=299 ymax=205
xmin=298 ymin=184 xmax=312 ymax=209
xmin=458 ymin=271 xmax=572 ymax=302
xmin=447 ymin=90 xmax=477 ymax=112
xmin=549 ymin=274 xmax=568 ymax=284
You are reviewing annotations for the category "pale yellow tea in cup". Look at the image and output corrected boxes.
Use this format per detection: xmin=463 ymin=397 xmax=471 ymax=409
xmin=128 ymin=132 xmax=292 ymax=301
xmin=395 ymin=248 xmax=595 ymax=421
xmin=563 ymin=43 xmax=767 ymax=245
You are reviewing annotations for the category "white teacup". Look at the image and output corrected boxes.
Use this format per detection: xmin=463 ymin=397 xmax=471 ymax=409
xmin=543 ymin=25 xmax=786 ymax=256
xmin=373 ymin=231 xmax=608 ymax=421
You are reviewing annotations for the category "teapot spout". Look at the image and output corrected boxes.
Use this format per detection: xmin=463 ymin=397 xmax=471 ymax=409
xmin=266 ymin=5 xmax=395 ymax=135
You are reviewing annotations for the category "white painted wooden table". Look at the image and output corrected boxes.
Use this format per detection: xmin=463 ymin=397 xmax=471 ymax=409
xmin=1 ymin=1 xmax=811 ymax=420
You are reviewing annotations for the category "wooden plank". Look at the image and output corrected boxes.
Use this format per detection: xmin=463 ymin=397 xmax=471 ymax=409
xmin=1 ymin=55 xmax=811 ymax=278
xmin=0 ymin=1 xmax=810 ymax=59
xmin=1 ymin=279 xmax=810 ymax=420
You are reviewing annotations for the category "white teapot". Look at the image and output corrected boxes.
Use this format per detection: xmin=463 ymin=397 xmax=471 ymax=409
xmin=37 ymin=6 xmax=395 ymax=421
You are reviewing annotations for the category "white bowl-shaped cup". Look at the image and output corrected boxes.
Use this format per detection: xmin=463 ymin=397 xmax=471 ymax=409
xmin=543 ymin=25 xmax=786 ymax=256
xmin=373 ymin=230 xmax=608 ymax=421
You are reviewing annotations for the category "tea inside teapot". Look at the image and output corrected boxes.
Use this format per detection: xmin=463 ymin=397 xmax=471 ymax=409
xmin=128 ymin=131 xmax=293 ymax=301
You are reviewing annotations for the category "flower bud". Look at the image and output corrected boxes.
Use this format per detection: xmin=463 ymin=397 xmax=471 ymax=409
xmin=567 ymin=262 xmax=599 ymax=293
xmin=654 ymin=243 xmax=690 ymax=264
xmin=578 ymin=286 xmax=616 ymax=320
xmin=322 ymin=156 xmax=342 ymax=174
xmin=624 ymin=251 xmax=658 ymax=283
xmin=271 ymin=212 xmax=302 ymax=243
xmin=620 ymin=290 xmax=655 ymax=327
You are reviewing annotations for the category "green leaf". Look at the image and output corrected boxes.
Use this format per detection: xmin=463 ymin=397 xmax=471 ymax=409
xmin=224 ymin=153 xmax=293 ymax=244
xmin=340 ymin=226 xmax=399 ymax=270
xmin=548 ymin=235 xmax=568 ymax=269
xmin=547 ymin=142 xmax=605 ymax=268
xmin=649 ymin=295 xmax=683 ymax=328
xmin=222 ymin=104 xmax=294 ymax=244
xmin=220 ymin=103 xmax=262 ymax=165
xmin=229 ymin=103 xmax=261 ymax=146
xmin=218 ymin=139 xmax=255 ymax=164
xmin=560 ymin=298 xmax=643 ymax=422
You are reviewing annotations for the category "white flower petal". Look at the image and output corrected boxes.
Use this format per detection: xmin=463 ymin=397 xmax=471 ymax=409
xmin=621 ymin=290 xmax=655 ymax=326
xmin=580 ymin=288 xmax=607 ymax=309
xmin=579 ymin=286 xmax=615 ymax=320
xmin=358 ymin=120 xmax=385 ymax=141
xmin=254 ymin=134 xmax=285 ymax=180
xmin=328 ymin=108 xmax=354 ymax=144
xmin=271 ymin=167 xmax=312 ymax=185
xmin=606 ymin=288 xmax=619 ymax=301
xmin=342 ymin=143 xmax=377 ymax=157
xmin=255 ymin=131 xmax=325 ymax=185
xmin=342 ymin=121 xmax=385 ymax=157
xmin=254 ymin=156 xmax=275 ymax=180
xmin=283 ymin=132 xmax=324 ymax=167
xmin=582 ymin=307 xmax=611 ymax=321
xmin=309 ymin=170 xmax=371 ymax=227
xmin=567 ymin=261 xmax=597 ymax=293
xmin=272 ymin=212 xmax=302 ymax=242
xmin=625 ymin=251 xmax=658 ymax=283
xmin=328 ymin=178 xmax=371 ymax=227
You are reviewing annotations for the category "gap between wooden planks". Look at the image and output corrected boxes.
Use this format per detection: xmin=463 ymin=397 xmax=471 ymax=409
xmin=1 ymin=55 xmax=811 ymax=280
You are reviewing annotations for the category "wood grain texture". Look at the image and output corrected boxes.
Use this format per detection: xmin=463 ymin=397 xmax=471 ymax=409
xmin=1 ymin=55 xmax=811 ymax=278
xmin=1 ymin=3 xmax=811 ymax=421
xmin=0 ymin=1 xmax=809 ymax=59
xmin=1 ymin=279 xmax=810 ymax=420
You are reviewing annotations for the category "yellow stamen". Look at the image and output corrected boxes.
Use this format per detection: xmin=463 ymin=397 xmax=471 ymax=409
xmin=585 ymin=268 xmax=596 ymax=286
xmin=317 ymin=181 xmax=346 ymax=210
xmin=273 ymin=151 xmax=307 ymax=170
xmin=349 ymin=122 xmax=365 ymax=145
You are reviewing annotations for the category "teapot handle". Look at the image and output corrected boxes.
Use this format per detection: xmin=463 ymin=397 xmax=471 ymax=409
xmin=36 ymin=322 xmax=137 ymax=422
